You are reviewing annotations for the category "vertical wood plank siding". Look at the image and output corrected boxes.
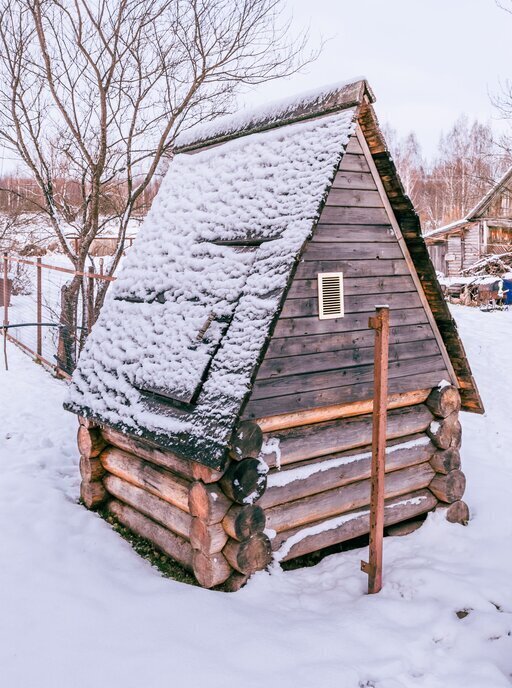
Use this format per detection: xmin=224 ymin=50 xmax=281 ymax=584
xmin=242 ymin=134 xmax=450 ymax=420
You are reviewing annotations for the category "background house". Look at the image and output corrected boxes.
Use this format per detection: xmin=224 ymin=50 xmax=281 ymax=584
xmin=424 ymin=166 xmax=512 ymax=276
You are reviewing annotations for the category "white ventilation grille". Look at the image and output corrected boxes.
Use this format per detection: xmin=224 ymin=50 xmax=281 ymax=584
xmin=317 ymin=272 xmax=344 ymax=319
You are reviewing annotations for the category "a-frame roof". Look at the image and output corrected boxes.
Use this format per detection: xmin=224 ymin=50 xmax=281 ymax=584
xmin=66 ymin=78 xmax=483 ymax=470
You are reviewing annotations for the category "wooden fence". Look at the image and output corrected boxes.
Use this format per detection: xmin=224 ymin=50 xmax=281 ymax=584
xmin=2 ymin=254 xmax=115 ymax=377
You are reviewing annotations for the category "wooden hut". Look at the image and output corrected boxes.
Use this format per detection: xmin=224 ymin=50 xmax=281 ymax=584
xmin=425 ymin=164 xmax=512 ymax=276
xmin=66 ymin=78 xmax=483 ymax=589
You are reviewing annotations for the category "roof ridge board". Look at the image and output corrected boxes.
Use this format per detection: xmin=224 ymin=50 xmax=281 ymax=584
xmin=175 ymin=78 xmax=372 ymax=153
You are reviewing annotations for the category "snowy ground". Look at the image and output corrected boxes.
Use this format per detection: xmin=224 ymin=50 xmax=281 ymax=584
xmin=0 ymin=306 xmax=511 ymax=688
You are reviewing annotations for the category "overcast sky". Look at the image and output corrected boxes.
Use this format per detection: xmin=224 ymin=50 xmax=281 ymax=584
xmin=243 ymin=0 xmax=512 ymax=159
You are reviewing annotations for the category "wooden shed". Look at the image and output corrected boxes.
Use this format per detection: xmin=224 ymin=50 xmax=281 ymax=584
xmin=425 ymin=164 xmax=512 ymax=276
xmin=66 ymin=78 xmax=483 ymax=589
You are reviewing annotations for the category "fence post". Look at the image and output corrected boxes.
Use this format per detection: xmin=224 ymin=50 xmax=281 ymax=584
xmin=3 ymin=253 xmax=8 ymax=370
xmin=361 ymin=305 xmax=390 ymax=594
xmin=36 ymin=256 xmax=42 ymax=358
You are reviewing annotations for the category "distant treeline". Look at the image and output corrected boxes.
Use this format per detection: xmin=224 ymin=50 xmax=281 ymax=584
xmin=385 ymin=116 xmax=512 ymax=232
xmin=0 ymin=175 xmax=160 ymax=217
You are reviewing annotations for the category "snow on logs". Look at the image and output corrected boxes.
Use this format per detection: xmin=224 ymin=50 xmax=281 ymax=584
xmin=259 ymin=433 xmax=436 ymax=510
xmin=260 ymin=404 xmax=435 ymax=468
xmin=265 ymin=462 xmax=436 ymax=534
xmin=272 ymin=489 xmax=438 ymax=562
xmin=219 ymin=458 xmax=268 ymax=504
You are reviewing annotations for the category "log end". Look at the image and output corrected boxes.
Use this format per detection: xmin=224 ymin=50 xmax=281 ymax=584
xmin=430 ymin=447 xmax=461 ymax=475
xmin=223 ymin=533 xmax=272 ymax=575
xmin=189 ymin=518 xmax=228 ymax=554
xmin=79 ymin=455 xmax=105 ymax=483
xmin=77 ymin=425 xmax=107 ymax=458
xmin=78 ymin=415 xmax=98 ymax=429
xmin=191 ymin=461 xmax=225 ymax=484
xmin=429 ymin=469 xmax=466 ymax=503
xmin=80 ymin=480 xmax=107 ymax=509
xmin=427 ymin=413 xmax=462 ymax=450
xmin=230 ymin=421 xmax=264 ymax=460
xmin=222 ymin=571 xmax=251 ymax=592
xmin=192 ymin=550 xmax=232 ymax=589
xmin=444 ymin=500 xmax=470 ymax=525
xmin=426 ymin=384 xmax=461 ymax=418
xmin=188 ymin=482 xmax=232 ymax=524
xmin=222 ymin=504 xmax=266 ymax=541
xmin=220 ymin=458 xmax=268 ymax=505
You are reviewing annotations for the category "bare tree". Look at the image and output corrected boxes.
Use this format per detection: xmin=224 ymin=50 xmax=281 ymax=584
xmin=0 ymin=0 xmax=314 ymax=369
xmin=388 ymin=117 xmax=511 ymax=232
xmin=384 ymin=125 xmax=426 ymax=215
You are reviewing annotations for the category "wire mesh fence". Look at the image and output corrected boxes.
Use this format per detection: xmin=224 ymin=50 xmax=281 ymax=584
xmin=1 ymin=254 xmax=116 ymax=376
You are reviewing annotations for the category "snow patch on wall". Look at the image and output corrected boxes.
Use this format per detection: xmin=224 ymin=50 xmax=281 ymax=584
xmin=267 ymin=436 xmax=431 ymax=488
xmin=274 ymin=495 xmax=427 ymax=562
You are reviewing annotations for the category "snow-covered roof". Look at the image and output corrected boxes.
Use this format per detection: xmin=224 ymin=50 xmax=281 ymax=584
xmin=66 ymin=102 xmax=358 ymax=468
xmin=423 ymin=219 xmax=468 ymax=240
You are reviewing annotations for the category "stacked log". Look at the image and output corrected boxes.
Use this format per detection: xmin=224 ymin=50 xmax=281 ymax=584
xmin=78 ymin=418 xmax=107 ymax=509
xmin=187 ymin=421 xmax=271 ymax=587
xmin=255 ymin=403 xmax=437 ymax=560
xmin=75 ymin=388 xmax=468 ymax=587
xmin=426 ymin=385 xmax=469 ymax=524
xmin=79 ymin=419 xmax=272 ymax=588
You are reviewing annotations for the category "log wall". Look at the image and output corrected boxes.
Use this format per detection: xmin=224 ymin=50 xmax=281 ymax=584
xmin=256 ymin=385 xmax=467 ymax=562
xmin=77 ymin=419 xmax=270 ymax=590
xmin=76 ymin=385 xmax=467 ymax=587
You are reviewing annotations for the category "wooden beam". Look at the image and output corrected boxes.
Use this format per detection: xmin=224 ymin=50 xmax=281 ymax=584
xmin=254 ymin=389 xmax=430 ymax=432
xmin=362 ymin=306 xmax=389 ymax=594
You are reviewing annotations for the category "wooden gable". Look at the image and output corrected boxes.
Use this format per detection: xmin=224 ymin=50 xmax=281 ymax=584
xmin=242 ymin=128 xmax=456 ymax=421
xmin=485 ymin=185 xmax=512 ymax=219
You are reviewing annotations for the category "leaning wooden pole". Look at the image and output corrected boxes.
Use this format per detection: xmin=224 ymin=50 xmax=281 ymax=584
xmin=361 ymin=305 xmax=390 ymax=594
xmin=36 ymin=256 xmax=42 ymax=358
xmin=3 ymin=253 xmax=8 ymax=371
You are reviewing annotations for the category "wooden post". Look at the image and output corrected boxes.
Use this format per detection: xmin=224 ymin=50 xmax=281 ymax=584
xmin=3 ymin=253 xmax=8 ymax=371
xmin=361 ymin=305 xmax=390 ymax=594
xmin=87 ymin=273 xmax=94 ymax=334
xmin=36 ymin=256 xmax=42 ymax=357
